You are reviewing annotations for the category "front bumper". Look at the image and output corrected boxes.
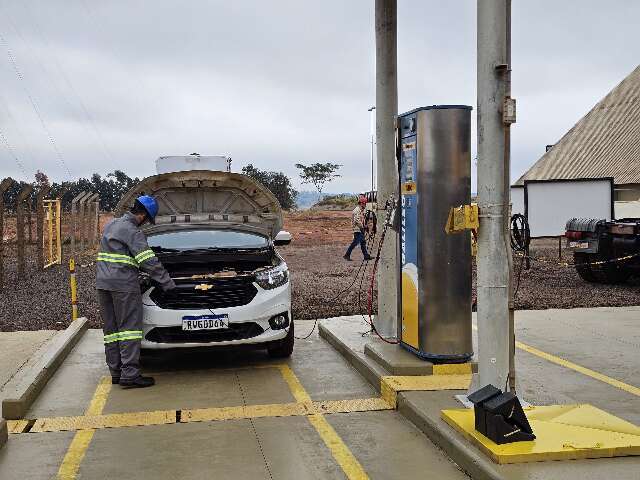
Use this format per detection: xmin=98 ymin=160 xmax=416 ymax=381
xmin=140 ymin=282 xmax=291 ymax=349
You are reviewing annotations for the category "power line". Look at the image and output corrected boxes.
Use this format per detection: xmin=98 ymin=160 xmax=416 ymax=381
xmin=18 ymin=1 xmax=117 ymax=167
xmin=0 ymin=92 xmax=38 ymax=174
xmin=0 ymin=129 xmax=29 ymax=178
xmin=0 ymin=31 xmax=72 ymax=178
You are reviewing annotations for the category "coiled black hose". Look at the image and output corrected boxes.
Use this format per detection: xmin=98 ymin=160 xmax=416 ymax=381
xmin=510 ymin=213 xmax=530 ymax=253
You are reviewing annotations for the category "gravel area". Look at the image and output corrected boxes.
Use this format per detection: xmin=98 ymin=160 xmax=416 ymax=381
xmin=0 ymin=212 xmax=638 ymax=332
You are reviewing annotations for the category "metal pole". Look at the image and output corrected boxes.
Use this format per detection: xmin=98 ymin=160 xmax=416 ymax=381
xmin=477 ymin=0 xmax=513 ymax=390
xmin=368 ymin=106 xmax=376 ymax=193
xmin=374 ymin=0 xmax=398 ymax=338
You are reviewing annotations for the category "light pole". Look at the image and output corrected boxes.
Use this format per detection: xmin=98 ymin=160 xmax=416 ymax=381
xmin=368 ymin=106 xmax=376 ymax=193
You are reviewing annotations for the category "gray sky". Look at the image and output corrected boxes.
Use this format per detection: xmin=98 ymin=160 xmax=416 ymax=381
xmin=1 ymin=1 xmax=639 ymax=193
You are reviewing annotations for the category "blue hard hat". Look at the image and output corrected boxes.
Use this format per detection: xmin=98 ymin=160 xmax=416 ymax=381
xmin=136 ymin=195 xmax=159 ymax=224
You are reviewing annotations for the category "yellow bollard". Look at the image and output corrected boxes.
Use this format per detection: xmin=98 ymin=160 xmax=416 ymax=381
xmin=70 ymin=258 xmax=78 ymax=321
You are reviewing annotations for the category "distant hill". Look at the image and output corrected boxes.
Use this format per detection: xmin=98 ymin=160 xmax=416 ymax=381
xmin=295 ymin=191 xmax=356 ymax=210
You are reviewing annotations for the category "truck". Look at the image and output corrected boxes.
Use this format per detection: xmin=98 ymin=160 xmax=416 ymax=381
xmin=565 ymin=217 xmax=640 ymax=284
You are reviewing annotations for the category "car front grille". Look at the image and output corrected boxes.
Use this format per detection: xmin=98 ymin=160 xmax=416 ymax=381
xmin=145 ymin=322 xmax=264 ymax=344
xmin=149 ymin=278 xmax=258 ymax=310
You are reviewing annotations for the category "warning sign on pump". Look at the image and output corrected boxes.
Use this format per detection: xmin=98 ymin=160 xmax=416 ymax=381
xmin=402 ymin=182 xmax=417 ymax=194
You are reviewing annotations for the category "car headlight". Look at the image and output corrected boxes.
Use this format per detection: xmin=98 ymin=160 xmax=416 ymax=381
xmin=255 ymin=263 xmax=289 ymax=290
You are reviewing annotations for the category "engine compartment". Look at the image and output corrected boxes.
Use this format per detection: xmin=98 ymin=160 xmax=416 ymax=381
xmin=141 ymin=247 xmax=281 ymax=310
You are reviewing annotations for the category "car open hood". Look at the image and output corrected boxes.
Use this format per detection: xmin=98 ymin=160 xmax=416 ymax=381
xmin=115 ymin=170 xmax=283 ymax=238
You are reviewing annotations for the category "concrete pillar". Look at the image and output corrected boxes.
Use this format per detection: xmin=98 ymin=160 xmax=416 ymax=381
xmin=374 ymin=0 xmax=398 ymax=338
xmin=476 ymin=0 xmax=512 ymax=390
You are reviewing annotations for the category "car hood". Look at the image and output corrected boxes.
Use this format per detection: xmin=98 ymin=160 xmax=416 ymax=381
xmin=115 ymin=170 xmax=283 ymax=238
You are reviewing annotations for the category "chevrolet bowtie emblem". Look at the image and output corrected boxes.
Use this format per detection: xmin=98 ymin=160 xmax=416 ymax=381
xmin=195 ymin=284 xmax=214 ymax=291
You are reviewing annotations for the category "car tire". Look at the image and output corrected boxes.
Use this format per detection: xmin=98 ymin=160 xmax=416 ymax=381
xmin=267 ymin=321 xmax=294 ymax=358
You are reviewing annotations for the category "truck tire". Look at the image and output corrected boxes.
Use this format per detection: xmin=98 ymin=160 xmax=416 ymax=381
xmin=574 ymin=253 xmax=598 ymax=283
xmin=267 ymin=322 xmax=294 ymax=358
xmin=575 ymin=252 xmax=632 ymax=284
xmin=595 ymin=258 xmax=632 ymax=284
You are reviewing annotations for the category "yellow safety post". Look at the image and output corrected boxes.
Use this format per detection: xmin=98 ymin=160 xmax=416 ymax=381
xmin=70 ymin=258 xmax=78 ymax=321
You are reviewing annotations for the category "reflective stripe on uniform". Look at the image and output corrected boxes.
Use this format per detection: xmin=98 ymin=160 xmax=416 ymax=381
xmin=97 ymin=252 xmax=138 ymax=268
xmin=134 ymin=249 xmax=156 ymax=264
xmin=103 ymin=330 xmax=144 ymax=344
xmin=103 ymin=332 xmax=120 ymax=344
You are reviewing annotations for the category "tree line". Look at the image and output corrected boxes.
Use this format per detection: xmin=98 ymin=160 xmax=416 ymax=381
xmin=2 ymin=162 xmax=342 ymax=213
xmin=1 ymin=170 xmax=140 ymax=213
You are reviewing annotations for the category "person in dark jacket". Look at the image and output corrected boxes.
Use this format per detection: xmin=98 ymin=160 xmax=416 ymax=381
xmin=96 ymin=195 xmax=175 ymax=388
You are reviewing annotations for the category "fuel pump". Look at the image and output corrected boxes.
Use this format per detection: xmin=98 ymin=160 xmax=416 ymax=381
xmin=398 ymin=105 xmax=473 ymax=362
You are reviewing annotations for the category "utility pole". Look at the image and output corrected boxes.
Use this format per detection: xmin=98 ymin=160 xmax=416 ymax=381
xmin=374 ymin=0 xmax=398 ymax=339
xmin=476 ymin=0 xmax=514 ymax=390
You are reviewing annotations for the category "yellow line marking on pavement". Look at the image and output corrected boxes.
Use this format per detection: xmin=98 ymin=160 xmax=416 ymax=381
xmin=184 ymin=398 xmax=391 ymax=424
xmin=515 ymin=341 xmax=640 ymax=397
xmin=6 ymin=419 xmax=28 ymax=434
xmin=12 ymin=398 xmax=392 ymax=434
xmin=57 ymin=376 xmax=112 ymax=480
xmin=472 ymin=324 xmax=639 ymax=397
xmin=184 ymin=401 xmax=310 ymax=422
xmin=33 ymin=410 xmax=175 ymax=433
xmin=277 ymin=364 xmax=313 ymax=403
xmin=278 ymin=364 xmax=370 ymax=480
xmin=85 ymin=376 xmax=112 ymax=415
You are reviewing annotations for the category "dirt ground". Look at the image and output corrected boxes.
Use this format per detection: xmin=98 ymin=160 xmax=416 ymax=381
xmin=0 ymin=210 xmax=638 ymax=331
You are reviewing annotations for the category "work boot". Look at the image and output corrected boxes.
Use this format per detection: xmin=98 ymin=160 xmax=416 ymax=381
xmin=120 ymin=376 xmax=155 ymax=389
xmin=363 ymin=255 xmax=373 ymax=261
xmin=111 ymin=377 xmax=120 ymax=385
xmin=343 ymin=254 xmax=352 ymax=261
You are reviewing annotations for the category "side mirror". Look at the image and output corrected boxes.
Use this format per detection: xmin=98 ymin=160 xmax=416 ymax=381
xmin=274 ymin=230 xmax=292 ymax=246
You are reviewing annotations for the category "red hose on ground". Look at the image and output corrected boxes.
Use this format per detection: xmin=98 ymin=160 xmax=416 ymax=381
xmin=366 ymin=226 xmax=399 ymax=345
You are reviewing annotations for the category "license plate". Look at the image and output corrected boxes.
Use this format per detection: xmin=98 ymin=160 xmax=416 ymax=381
xmin=182 ymin=314 xmax=229 ymax=331
xmin=569 ymin=241 xmax=589 ymax=249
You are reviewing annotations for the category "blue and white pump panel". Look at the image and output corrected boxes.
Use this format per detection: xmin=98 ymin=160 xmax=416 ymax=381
xmin=398 ymin=105 xmax=473 ymax=362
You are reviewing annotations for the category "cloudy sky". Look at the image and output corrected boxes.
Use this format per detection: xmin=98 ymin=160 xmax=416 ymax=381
xmin=1 ymin=1 xmax=639 ymax=193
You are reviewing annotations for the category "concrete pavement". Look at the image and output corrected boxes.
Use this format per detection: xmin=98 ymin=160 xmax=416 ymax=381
xmin=0 ymin=326 xmax=469 ymax=480
xmin=320 ymin=306 xmax=640 ymax=479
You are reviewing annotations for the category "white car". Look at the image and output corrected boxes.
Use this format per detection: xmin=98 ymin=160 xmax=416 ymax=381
xmin=116 ymin=169 xmax=294 ymax=358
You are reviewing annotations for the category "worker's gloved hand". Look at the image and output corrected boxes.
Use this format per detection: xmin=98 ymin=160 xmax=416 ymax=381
xmin=162 ymin=280 xmax=177 ymax=292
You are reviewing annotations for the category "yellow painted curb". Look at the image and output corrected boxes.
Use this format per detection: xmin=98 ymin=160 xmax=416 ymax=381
xmin=441 ymin=404 xmax=640 ymax=464
xmin=381 ymin=374 xmax=472 ymax=408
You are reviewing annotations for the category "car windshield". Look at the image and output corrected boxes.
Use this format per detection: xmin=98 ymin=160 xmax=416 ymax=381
xmin=148 ymin=230 xmax=269 ymax=250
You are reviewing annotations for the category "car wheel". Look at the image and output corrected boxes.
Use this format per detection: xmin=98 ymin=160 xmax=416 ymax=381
xmin=267 ymin=321 xmax=294 ymax=358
